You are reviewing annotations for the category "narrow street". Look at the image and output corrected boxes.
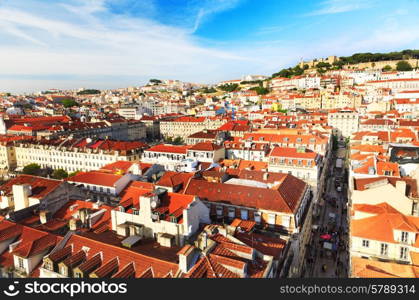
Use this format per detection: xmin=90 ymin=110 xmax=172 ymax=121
xmin=304 ymin=143 xmax=349 ymax=278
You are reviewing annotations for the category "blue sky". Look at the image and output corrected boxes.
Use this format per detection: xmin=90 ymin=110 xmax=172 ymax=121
xmin=1 ymin=0 xmax=419 ymax=93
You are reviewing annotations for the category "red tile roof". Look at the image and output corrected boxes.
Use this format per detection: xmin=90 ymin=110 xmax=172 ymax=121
xmin=62 ymin=234 xmax=179 ymax=278
xmin=183 ymin=176 xmax=307 ymax=214
xmin=67 ymin=171 xmax=123 ymax=187
xmin=188 ymin=142 xmax=223 ymax=151
xmin=0 ymin=175 xmax=62 ymax=199
xmin=269 ymin=147 xmax=318 ymax=159
xmin=12 ymin=232 xmax=58 ymax=258
xmin=156 ymin=172 xmax=194 ymax=189
xmin=352 ymin=257 xmax=419 ymax=278
xmin=145 ymin=144 xmax=191 ymax=154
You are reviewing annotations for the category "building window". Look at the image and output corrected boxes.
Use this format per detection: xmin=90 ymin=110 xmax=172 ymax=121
xmin=413 ymin=202 xmax=418 ymax=216
xmin=254 ymin=212 xmax=261 ymax=223
xmin=74 ymin=272 xmax=82 ymax=278
xmin=240 ymin=209 xmax=248 ymax=220
xmin=380 ymin=243 xmax=388 ymax=256
xmin=228 ymin=207 xmax=235 ymax=219
xmin=17 ymin=257 xmax=24 ymax=269
xmin=362 ymin=240 xmax=369 ymax=248
xmin=282 ymin=215 xmax=290 ymax=228
xmin=216 ymin=206 xmax=223 ymax=216
xmin=44 ymin=260 xmax=52 ymax=271
xmin=400 ymin=247 xmax=408 ymax=260
xmin=401 ymin=232 xmax=409 ymax=243
xmin=268 ymin=214 xmax=276 ymax=226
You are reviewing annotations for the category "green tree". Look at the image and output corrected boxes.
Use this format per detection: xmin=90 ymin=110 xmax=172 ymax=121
xmin=52 ymin=169 xmax=68 ymax=180
xmin=292 ymin=66 xmax=304 ymax=76
xmin=382 ymin=65 xmax=392 ymax=72
xmin=22 ymin=163 xmax=41 ymax=175
xmin=250 ymin=86 xmax=270 ymax=95
xmin=218 ymin=84 xmax=240 ymax=92
xmin=273 ymin=68 xmax=293 ymax=78
xmin=77 ymin=89 xmax=101 ymax=95
xmin=333 ymin=60 xmax=345 ymax=69
xmin=62 ymin=99 xmax=79 ymax=108
xmin=201 ymin=87 xmax=217 ymax=93
xmin=316 ymin=62 xmax=332 ymax=69
xmin=68 ymin=171 xmax=80 ymax=177
xmin=149 ymin=79 xmax=162 ymax=85
xmin=396 ymin=61 xmax=413 ymax=71
xmin=173 ymin=136 xmax=184 ymax=145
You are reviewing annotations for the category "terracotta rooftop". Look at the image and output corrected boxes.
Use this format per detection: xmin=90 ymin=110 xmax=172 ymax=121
xmin=351 ymin=257 xmax=419 ymax=278
xmin=67 ymin=171 xmax=123 ymax=187
xmin=0 ymin=175 xmax=62 ymax=199
xmin=183 ymin=176 xmax=307 ymax=214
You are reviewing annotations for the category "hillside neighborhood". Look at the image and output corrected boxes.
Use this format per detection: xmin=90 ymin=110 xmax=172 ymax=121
xmin=0 ymin=52 xmax=419 ymax=279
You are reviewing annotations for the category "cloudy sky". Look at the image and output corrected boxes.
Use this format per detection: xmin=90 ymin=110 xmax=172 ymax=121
xmin=1 ymin=0 xmax=419 ymax=93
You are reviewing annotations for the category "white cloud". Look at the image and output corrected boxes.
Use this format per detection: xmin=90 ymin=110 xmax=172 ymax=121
xmin=191 ymin=0 xmax=243 ymax=32
xmin=307 ymin=0 xmax=374 ymax=16
xmin=1 ymin=0 xmax=419 ymax=94
xmin=0 ymin=0 xmax=252 ymax=92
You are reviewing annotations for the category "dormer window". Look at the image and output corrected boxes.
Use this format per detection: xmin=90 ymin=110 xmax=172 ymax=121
xmin=44 ymin=260 xmax=53 ymax=271
xmin=17 ymin=257 xmax=25 ymax=269
xmin=60 ymin=265 xmax=67 ymax=276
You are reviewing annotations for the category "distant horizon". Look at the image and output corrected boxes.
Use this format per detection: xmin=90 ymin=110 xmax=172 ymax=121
xmin=2 ymin=0 xmax=419 ymax=93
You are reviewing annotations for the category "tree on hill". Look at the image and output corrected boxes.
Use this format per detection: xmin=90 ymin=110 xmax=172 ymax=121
xmin=22 ymin=163 xmax=41 ymax=175
xmin=316 ymin=62 xmax=332 ymax=69
xmin=218 ymin=83 xmax=240 ymax=92
xmin=250 ymin=86 xmax=270 ymax=95
xmin=382 ymin=65 xmax=392 ymax=72
xmin=77 ymin=89 xmax=101 ymax=95
xmin=201 ymin=87 xmax=217 ymax=93
xmin=272 ymin=68 xmax=293 ymax=78
xmin=62 ymin=99 xmax=79 ymax=108
xmin=52 ymin=169 xmax=68 ymax=180
xmin=149 ymin=79 xmax=162 ymax=85
xmin=333 ymin=60 xmax=345 ymax=69
xmin=396 ymin=61 xmax=413 ymax=71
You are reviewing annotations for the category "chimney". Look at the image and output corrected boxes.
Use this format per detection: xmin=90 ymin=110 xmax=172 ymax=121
xmin=39 ymin=210 xmax=51 ymax=224
xmin=69 ymin=218 xmax=80 ymax=231
xmin=177 ymin=244 xmax=196 ymax=273
xmin=395 ymin=180 xmax=407 ymax=196
xmin=12 ymin=184 xmax=32 ymax=211
xmin=263 ymin=172 xmax=269 ymax=181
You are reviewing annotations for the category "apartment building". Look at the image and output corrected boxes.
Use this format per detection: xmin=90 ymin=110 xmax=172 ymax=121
xmin=350 ymin=202 xmax=419 ymax=267
xmin=14 ymin=137 xmax=148 ymax=173
xmin=160 ymin=116 xmax=207 ymax=139
xmin=141 ymin=144 xmax=191 ymax=171
xmin=328 ymin=109 xmax=359 ymax=137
